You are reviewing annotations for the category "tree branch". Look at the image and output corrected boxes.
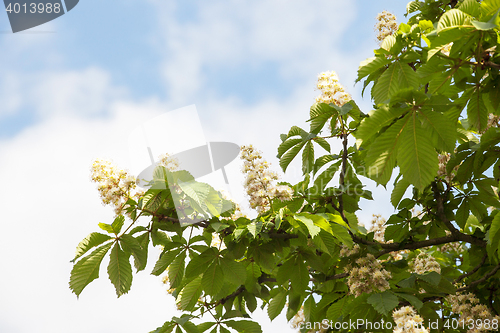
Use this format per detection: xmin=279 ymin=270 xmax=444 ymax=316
xmin=456 ymin=263 xmax=500 ymax=292
xmin=455 ymin=253 xmax=488 ymax=283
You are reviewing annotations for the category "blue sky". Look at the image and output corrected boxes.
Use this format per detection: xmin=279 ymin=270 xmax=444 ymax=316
xmin=0 ymin=1 xmax=408 ymax=332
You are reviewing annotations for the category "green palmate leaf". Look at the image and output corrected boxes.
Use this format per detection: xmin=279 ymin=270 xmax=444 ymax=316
xmin=223 ymin=320 xmax=262 ymax=333
xmin=150 ymin=321 xmax=176 ymax=333
xmin=168 ymin=250 xmax=186 ymax=289
xmin=406 ymin=0 xmax=420 ymax=14
xmin=111 ymin=215 xmax=125 ymax=234
xmin=490 ymin=212 xmax=500 ymax=245
xmin=302 ymin=141 xmax=314 ymax=175
xmin=311 ymin=161 xmax=341 ymax=193
xmin=459 ymin=0 xmax=481 ymax=17
xmin=467 ymin=89 xmax=489 ymax=132
xmin=330 ymin=223 xmax=353 ymax=248
xmin=418 ymin=271 xmax=441 ymax=286
xmin=220 ymin=258 xmax=247 ymax=286
xmin=120 ymin=234 xmax=147 ymax=272
xmin=395 ymin=293 xmax=423 ymax=310
xmin=437 ymin=9 xmax=473 ymax=31
xmin=185 ymin=248 xmax=218 ymax=279
xmin=267 ymin=289 xmax=287 ymax=320
xmin=397 ymin=113 xmax=439 ymax=190
xmin=290 ymin=255 xmax=310 ymax=292
xmin=313 ymin=154 xmax=338 ymax=174
xmin=247 ymin=222 xmax=263 ymax=238
xmin=308 ymin=103 xmax=336 ymax=134
xmin=245 ymin=292 xmax=258 ymax=313
xmin=481 ymin=0 xmax=500 ymax=19
xmin=380 ymin=35 xmax=398 ymax=53
xmin=178 ymin=275 xmax=203 ymax=311
xmin=391 ymin=177 xmax=411 ymax=208
xmin=277 ymin=138 xmax=303 ymax=158
xmin=108 ymin=243 xmax=133 ymax=297
xmin=367 ymin=292 xmax=399 ymax=316
xmin=177 ymin=181 xmax=210 ymax=208
xmin=197 ymin=322 xmax=216 ymax=333
xmin=295 ymin=214 xmax=321 ymax=237
xmin=151 ymin=230 xmax=171 ymax=247
xmin=427 ymin=27 xmax=475 ymax=60
xmin=326 ymin=297 xmax=349 ymax=321
xmin=98 ymin=222 xmax=114 ymax=234
xmin=373 ymin=63 xmax=400 ymax=105
xmin=201 ymin=260 xmax=224 ymax=296
xmin=419 ymin=108 xmax=457 ymax=152
xmin=280 ymin=141 xmax=306 ymax=172
xmin=472 ymin=19 xmax=498 ymax=30
xmin=72 ymin=232 xmax=112 ymax=262
xmin=313 ymin=230 xmax=338 ymax=255
xmin=365 ymin=116 xmax=407 ymax=185
xmin=287 ymin=126 xmax=309 ymax=139
xmin=373 ymin=61 xmax=418 ymax=105
xmin=357 ymin=56 xmax=390 ymax=83
xmin=313 ymin=137 xmax=331 ymax=153
xmin=70 ymin=242 xmax=113 ymax=297
xmin=355 ymin=105 xmax=406 ymax=147
xmin=397 ymin=61 xmax=419 ymax=90
xmin=276 ymin=257 xmax=296 ymax=286
xmin=151 ymin=248 xmax=182 ymax=276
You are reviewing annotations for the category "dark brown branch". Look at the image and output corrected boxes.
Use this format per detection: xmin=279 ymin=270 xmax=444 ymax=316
xmin=456 ymin=263 xmax=500 ymax=292
xmin=212 ymin=286 xmax=245 ymax=307
xmin=484 ymin=61 xmax=500 ymax=69
xmin=325 ymin=272 xmax=348 ymax=281
xmin=455 ymin=254 xmax=488 ymax=283
xmin=337 ymin=133 xmax=350 ymax=227
xmin=268 ymin=233 xmax=298 ymax=239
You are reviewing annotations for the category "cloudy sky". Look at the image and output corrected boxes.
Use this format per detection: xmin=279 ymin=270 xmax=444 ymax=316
xmin=0 ymin=1 xmax=407 ymax=332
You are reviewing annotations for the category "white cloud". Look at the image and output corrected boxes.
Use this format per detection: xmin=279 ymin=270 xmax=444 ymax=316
xmin=151 ymin=0 xmax=358 ymax=105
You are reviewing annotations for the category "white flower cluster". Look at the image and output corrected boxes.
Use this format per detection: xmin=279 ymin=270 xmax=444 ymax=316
xmin=240 ymin=145 xmax=293 ymax=213
xmin=315 ymin=71 xmax=352 ymax=107
xmin=157 ymin=153 xmax=180 ymax=171
xmin=410 ymin=252 xmax=441 ymax=275
xmin=290 ymin=307 xmax=329 ymax=333
xmin=368 ymin=214 xmax=387 ymax=243
xmin=210 ymin=233 xmax=226 ymax=250
xmin=90 ymin=159 xmax=140 ymax=215
xmin=161 ymin=274 xmax=176 ymax=295
xmin=345 ymin=253 xmax=392 ymax=297
xmin=437 ymin=153 xmax=458 ymax=183
xmin=375 ymin=11 xmax=398 ymax=43
xmin=439 ymin=230 xmax=465 ymax=253
xmin=486 ymin=113 xmax=500 ymax=132
xmin=340 ymin=244 xmax=360 ymax=257
xmin=446 ymin=291 xmax=500 ymax=333
xmin=290 ymin=306 xmax=305 ymax=330
xmin=392 ymin=306 xmax=429 ymax=333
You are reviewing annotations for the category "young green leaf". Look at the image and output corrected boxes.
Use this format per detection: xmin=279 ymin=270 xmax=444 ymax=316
xmin=168 ymin=251 xmax=186 ymax=289
xmin=201 ymin=260 xmax=224 ymax=296
xmin=223 ymin=320 xmax=262 ymax=333
xmin=151 ymin=248 xmax=183 ymax=276
xmin=120 ymin=234 xmax=148 ymax=272
xmin=267 ymin=289 xmax=287 ymax=320
xmin=178 ymin=276 xmax=203 ymax=311
xmin=107 ymin=242 xmax=133 ymax=297
xmin=220 ymin=258 xmax=247 ymax=286
xmin=397 ymin=113 xmax=439 ymax=190
xmin=367 ymin=292 xmax=399 ymax=316
xmin=70 ymin=242 xmax=113 ymax=297
xmin=72 ymin=232 xmax=112 ymax=262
